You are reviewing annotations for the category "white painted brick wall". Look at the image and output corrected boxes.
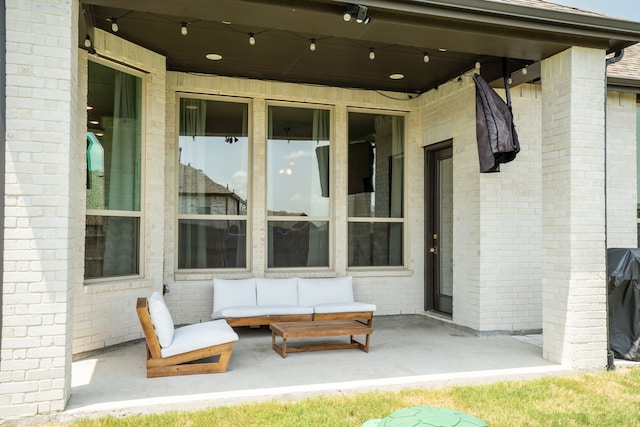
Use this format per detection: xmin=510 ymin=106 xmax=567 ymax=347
xmin=1 ymin=0 xmax=79 ymax=418
xmin=605 ymin=91 xmax=637 ymax=248
xmin=71 ymin=29 xmax=167 ymax=355
xmin=478 ymin=84 xmax=543 ymax=332
xmin=417 ymin=76 xmax=543 ymax=333
xmin=541 ymin=47 xmax=608 ymax=369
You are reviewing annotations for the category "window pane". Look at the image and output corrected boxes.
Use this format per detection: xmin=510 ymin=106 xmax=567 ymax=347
xmin=86 ymin=61 xmax=142 ymax=212
xmin=267 ymin=106 xmax=330 ymax=217
xmin=348 ymin=222 xmax=403 ymax=267
xmin=267 ymin=221 xmax=329 ymax=268
xmin=348 ymin=113 xmax=404 ymax=218
xmin=85 ymin=216 xmax=140 ymax=279
xmin=178 ymin=99 xmax=248 ymax=215
xmin=178 ymin=220 xmax=247 ymax=269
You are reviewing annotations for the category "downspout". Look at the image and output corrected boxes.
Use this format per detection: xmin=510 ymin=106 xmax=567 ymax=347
xmin=604 ymin=48 xmax=625 ymax=371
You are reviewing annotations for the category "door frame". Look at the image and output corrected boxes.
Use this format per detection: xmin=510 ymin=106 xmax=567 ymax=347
xmin=424 ymin=140 xmax=453 ymax=314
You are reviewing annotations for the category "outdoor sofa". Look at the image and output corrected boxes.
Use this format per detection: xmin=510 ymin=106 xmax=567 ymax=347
xmin=211 ymin=276 xmax=376 ymax=327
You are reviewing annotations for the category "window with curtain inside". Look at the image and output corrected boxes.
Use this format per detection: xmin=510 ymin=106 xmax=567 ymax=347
xmin=267 ymin=105 xmax=331 ymax=268
xmin=177 ymin=97 xmax=249 ymax=269
xmin=347 ymin=112 xmax=404 ymax=267
xmin=85 ymin=61 xmax=143 ymax=280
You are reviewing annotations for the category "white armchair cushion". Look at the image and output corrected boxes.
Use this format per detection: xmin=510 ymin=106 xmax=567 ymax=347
xmin=298 ymin=276 xmax=354 ymax=306
xmin=213 ymin=278 xmax=257 ymax=317
xmin=161 ymin=319 xmax=239 ymax=358
xmin=256 ymin=278 xmax=298 ymax=306
xmin=148 ymin=292 xmax=175 ymax=348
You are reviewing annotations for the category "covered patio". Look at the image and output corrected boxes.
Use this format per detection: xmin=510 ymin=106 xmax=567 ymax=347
xmin=6 ymin=0 xmax=640 ymax=420
xmin=55 ymin=315 xmax=568 ymax=422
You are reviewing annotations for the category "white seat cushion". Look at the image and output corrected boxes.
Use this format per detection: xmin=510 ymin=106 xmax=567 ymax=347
xmin=298 ymin=276 xmax=354 ymax=306
xmin=217 ymin=305 xmax=313 ymax=318
xmin=313 ymin=302 xmax=377 ymax=314
xmin=212 ymin=278 xmax=257 ymax=316
xmin=256 ymin=277 xmax=298 ymax=306
xmin=161 ymin=319 xmax=239 ymax=358
xmin=148 ymin=292 xmax=175 ymax=348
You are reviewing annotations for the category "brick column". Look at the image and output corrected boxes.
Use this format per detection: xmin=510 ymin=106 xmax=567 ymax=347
xmin=541 ymin=47 xmax=608 ymax=369
xmin=1 ymin=0 xmax=79 ymax=417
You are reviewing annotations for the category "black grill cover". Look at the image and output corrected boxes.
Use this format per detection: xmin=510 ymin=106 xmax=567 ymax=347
xmin=607 ymin=248 xmax=640 ymax=361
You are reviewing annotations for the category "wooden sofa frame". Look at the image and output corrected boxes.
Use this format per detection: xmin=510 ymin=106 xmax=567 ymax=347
xmin=224 ymin=311 xmax=374 ymax=328
xmin=136 ymin=297 xmax=235 ymax=378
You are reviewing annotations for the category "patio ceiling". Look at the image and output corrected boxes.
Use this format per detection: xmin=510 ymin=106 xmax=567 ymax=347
xmin=79 ymin=0 xmax=640 ymax=94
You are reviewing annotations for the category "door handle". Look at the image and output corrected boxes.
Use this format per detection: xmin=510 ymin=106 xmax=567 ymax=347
xmin=429 ymin=246 xmax=438 ymax=255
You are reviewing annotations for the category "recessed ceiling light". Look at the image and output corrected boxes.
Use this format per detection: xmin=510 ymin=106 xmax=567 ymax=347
xmin=389 ymin=73 xmax=405 ymax=80
xmin=439 ymin=48 xmax=447 ymax=52
xmin=206 ymin=53 xmax=223 ymax=61
xmin=89 ymin=120 xmax=100 ymax=125
xmin=221 ymin=21 xmax=231 ymax=25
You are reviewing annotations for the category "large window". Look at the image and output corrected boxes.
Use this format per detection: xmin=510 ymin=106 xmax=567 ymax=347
xmin=347 ymin=112 xmax=404 ymax=267
xmin=177 ymin=97 xmax=249 ymax=269
xmin=85 ymin=61 xmax=143 ymax=280
xmin=267 ymin=105 xmax=331 ymax=268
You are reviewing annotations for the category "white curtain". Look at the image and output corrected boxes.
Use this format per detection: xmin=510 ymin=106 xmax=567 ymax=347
xmin=307 ymin=109 xmax=330 ymax=266
xmin=313 ymin=109 xmax=331 ymax=197
xmin=312 ymin=109 xmax=329 ymax=142
xmin=179 ymin=99 xmax=208 ymax=267
xmin=389 ymin=116 xmax=404 ymax=265
xmin=104 ymin=70 xmax=140 ymax=275
xmin=181 ymin=99 xmax=207 ymax=139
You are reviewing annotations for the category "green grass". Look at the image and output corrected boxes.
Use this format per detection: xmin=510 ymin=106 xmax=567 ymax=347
xmin=33 ymin=367 xmax=640 ymax=427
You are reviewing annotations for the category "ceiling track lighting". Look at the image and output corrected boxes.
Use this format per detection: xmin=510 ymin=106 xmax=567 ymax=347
xmin=369 ymin=48 xmax=375 ymax=60
xmin=310 ymin=39 xmax=316 ymax=52
xmin=343 ymin=4 xmax=371 ymax=24
xmin=181 ymin=22 xmax=188 ymax=36
xmin=108 ymin=17 xmax=118 ymax=32
xmin=249 ymin=32 xmax=256 ymax=45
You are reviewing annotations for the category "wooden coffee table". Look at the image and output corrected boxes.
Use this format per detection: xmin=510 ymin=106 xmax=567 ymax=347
xmin=270 ymin=320 xmax=373 ymax=358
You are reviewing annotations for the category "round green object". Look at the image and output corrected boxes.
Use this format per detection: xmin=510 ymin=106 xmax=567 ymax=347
xmin=362 ymin=406 xmax=488 ymax=427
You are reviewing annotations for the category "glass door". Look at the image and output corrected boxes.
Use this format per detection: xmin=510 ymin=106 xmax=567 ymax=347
xmin=425 ymin=142 xmax=453 ymax=315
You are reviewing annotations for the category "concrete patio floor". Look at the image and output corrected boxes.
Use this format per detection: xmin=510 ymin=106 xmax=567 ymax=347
xmin=23 ymin=314 xmax=578 ymax=425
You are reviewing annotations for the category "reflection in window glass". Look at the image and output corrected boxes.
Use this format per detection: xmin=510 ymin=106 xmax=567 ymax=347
xmin=177 ymin=98 xmax=249 ymax=269
xmin=85 ymin=216 xmax=140 ymax=278
xmin=178 ymin=220 xmax=246 ymax=269
xmin=268 ymin=221 xmax=329 ymax=268
xmin=267 ymin=105 xmax=330 ymax=268
xmin=348 ymin=112 xmax=404 ymax=267
xmin=348 ymin=222 xmax=403 ymax=266
xmin=85 ymin=61 xmax=142 ymax=280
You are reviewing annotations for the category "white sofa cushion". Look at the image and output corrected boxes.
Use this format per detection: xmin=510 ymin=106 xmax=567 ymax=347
xmin=213 ymin=278 xmax=257 ymax=317
xmin=161 ymin=319 xmax=239 ymax=358
xmin=148 ymin=292 xmax=175 ymax=348
xmin=298 ymin=276 xmax=354 ymax=306
xmin=313 ymin=302 xmax=377 ymax=314
xmin=218 ymin=305 xmax=313 ymax=318
xmin=256 ymin=278 xmax=299 ymax=306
